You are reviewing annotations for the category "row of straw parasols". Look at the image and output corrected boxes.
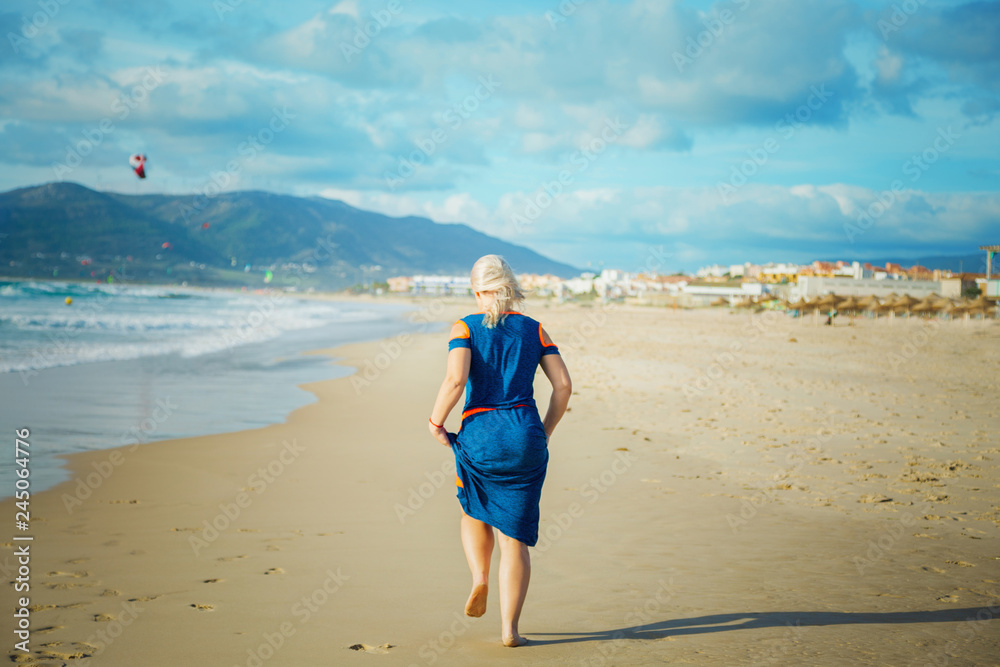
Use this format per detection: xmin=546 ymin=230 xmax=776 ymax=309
xmin=781 ymin=292 xmax=997 ymax=317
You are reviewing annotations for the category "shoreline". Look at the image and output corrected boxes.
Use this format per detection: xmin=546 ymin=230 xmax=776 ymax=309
xmin=0 ymin=292 xmax=445 ymax=500
xmin=3 ymin=305 xmax=998 ymax=665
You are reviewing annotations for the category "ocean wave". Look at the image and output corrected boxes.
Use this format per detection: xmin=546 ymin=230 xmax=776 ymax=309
xmin=0 ymin=280 xmax=203 ymax=300
xmin=0 ymin=286 xmax=389 ymax=374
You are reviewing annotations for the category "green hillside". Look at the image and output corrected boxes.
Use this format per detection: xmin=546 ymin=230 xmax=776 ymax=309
xmin=0 ymin=183 xmax=579 ymax=288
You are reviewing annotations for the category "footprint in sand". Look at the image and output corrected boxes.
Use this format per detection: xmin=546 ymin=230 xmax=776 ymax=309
xmin=66 ymin=557 xmax=90 ymax=564
xmin=348 ymin=644 xmax=394 ymax=654
xmin=47 ymin=582 xmax=90 ymax=590
xmin=264 ymin=567 xmax=285 ymax=575
xmin=30 ymin=602 xmax=90 ymax=612
xmin=47 ymin=570 xmax=89 ymax=578
xmin=218 ymin=555 xmax=248 ymax=562
xmin=128 ymin=595 xmax=161 ymax=602
xmin=946 ymin=560 xmax=975 ymax=568
xmin=191 ymin=603 xmax=215 ymax=612
xmin=38 ymin=649 xmax=93 ymax=660
xmin=101 ymin=589 xmax=121 ymax=597
xmin=93 ymin=613 xmax=115 ymax=622
xmin=203 ymin=578 xmax=224 ymax=584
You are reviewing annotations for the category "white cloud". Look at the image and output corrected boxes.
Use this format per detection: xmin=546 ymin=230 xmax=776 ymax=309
xmin=513 ymin=105 xmax=546 ymax=130
xmin=875 ymin=47 xmax=904 ymax=84
xmin=620 ymin=114 xmax=663 ymax=149
xmin=328 ymin=0 xmax=360 ymax=19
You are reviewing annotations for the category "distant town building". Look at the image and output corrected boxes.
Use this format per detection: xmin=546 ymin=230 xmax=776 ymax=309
xmin=941 ymin=276 xmax=973 ymax=299
xmin=561 ymin=275 xmax=597 ymax=296
xmin=387 ymin=276 xmax=412 ymax=292
xmin=410 ymin=275 xmax=473 ymax=295
xmin=728 ymin=263 xmax=762 ymax=279
xmin=794 ymin=276 xmax=941 ymax=300
xmin=758 ymin=263 xmax=801 ymax=283
xmin=683 ymin=279 xmax=764 ymax=306
xmin=695 ymin=264 xmax=730 ymax=279
xmin=517 ymin=273 xmax=564 ymax=297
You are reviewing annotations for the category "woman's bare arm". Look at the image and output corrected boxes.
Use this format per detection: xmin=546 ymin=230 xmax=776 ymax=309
xmin=539 ymin=328 xmax=572 ymax=438
xmin=428 ymin=323 xmax=472 ymax=446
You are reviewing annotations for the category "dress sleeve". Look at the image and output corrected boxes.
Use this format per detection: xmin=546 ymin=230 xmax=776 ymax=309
xmin=448 ymin=319 xmax=471 ymax=350
xmin=539 ymin=322 xmax=560 ymax=356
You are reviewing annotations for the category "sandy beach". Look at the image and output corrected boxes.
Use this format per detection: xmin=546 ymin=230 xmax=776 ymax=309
xmin=3 ymin=302 xmax=999 ymax=666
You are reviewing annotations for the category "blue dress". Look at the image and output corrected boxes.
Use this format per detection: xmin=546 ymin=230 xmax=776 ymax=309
xmin=448 ymin=312 xmax=561 ymax=546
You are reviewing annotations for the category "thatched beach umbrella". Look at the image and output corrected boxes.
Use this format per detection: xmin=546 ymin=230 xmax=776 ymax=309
xmin=875 ymin=298 xmax=895 ymax=312
xmin=857 ymin=294 xmax=880 ymax=309
xmin=926 ymin=292 xmax=949 ymax=305
xmin=911 ymin=298 xmax=939 ymax=315
xmin=943 ymin=299 xmax=966 ymax=318
xmin=874 ymin=297 xmax=900 ymax=321
xmin=816 ymin=293 xmax=842 ymax=307
xmin=892 ymin=295 xmax=920 ymax=314
xmin=786 ymin=298 xmax=809 ymax=317
xmin=801 ymin=297 xmax=824 ymax=312
xmin=837 ymin=296 xmax=861 ymax=314
xmin=965 ymin=296 xmax=997 ymax=317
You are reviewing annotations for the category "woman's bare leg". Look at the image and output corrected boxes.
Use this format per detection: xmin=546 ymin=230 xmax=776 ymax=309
xmin=460 ymin=512 xmax=493 ymax=617
xmin=497 ymin=531 xmax=530 ymax=646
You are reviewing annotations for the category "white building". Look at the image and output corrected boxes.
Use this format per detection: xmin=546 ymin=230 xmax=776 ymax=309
xmin=793 ymin=276 xmax=940 ymax=300
xmin=831 ymin=261 xmax=868 ymax=280
xmin=696 ymin=264 xmax=730 ymax=278
xmin=759 ymin=262 xmax=801 ymax=281
xmin=411 ymin=275 xmax=473 ymax=295
xmin=683 ymin=280 xmax=764 ymax=306
xmin=561 ymin=276 xmax=597 ymax=296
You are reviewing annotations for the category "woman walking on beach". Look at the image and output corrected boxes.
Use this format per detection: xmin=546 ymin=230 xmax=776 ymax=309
xmin=428 ymin=255 xmax=572 ymax=647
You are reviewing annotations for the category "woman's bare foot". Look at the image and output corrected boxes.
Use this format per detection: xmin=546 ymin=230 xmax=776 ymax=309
xmin=465 ymin=583 xmax=488 ymax=617
xmin=502 ymin=632 xmax=528 ymax=647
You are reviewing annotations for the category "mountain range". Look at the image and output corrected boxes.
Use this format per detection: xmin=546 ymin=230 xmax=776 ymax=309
xmin=0 ymin=182 xmax=579 ymax=289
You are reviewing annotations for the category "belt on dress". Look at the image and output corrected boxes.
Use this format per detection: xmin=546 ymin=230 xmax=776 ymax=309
xmin=461 ymin=403 xmax=533 ymax=420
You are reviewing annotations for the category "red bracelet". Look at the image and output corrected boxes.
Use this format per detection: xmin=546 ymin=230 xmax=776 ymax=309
xmin=429 ymin=417 xmax=444 ymax=428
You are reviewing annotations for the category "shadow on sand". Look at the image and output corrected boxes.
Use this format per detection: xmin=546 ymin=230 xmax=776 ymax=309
xmin=527 ymin=608 xmax=998 ymax=645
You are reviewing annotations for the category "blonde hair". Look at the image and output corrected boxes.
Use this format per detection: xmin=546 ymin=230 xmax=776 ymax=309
xmin=471 ymin=255 xmax=525 ymax=328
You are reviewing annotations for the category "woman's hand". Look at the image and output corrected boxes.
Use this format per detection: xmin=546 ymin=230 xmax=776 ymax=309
xmin=428 ymin=421 xmax=453 ymax=447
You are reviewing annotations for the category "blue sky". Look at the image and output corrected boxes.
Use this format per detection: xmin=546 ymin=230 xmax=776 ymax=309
xmin=1 ymin=0 xmax=998 ymax=273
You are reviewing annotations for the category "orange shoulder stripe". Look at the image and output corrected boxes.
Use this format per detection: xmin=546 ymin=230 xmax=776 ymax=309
xmin=539 ymin=323 xmax=556 ymax=347
xmin=451 ymin=320 xmax=471 ymax=339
